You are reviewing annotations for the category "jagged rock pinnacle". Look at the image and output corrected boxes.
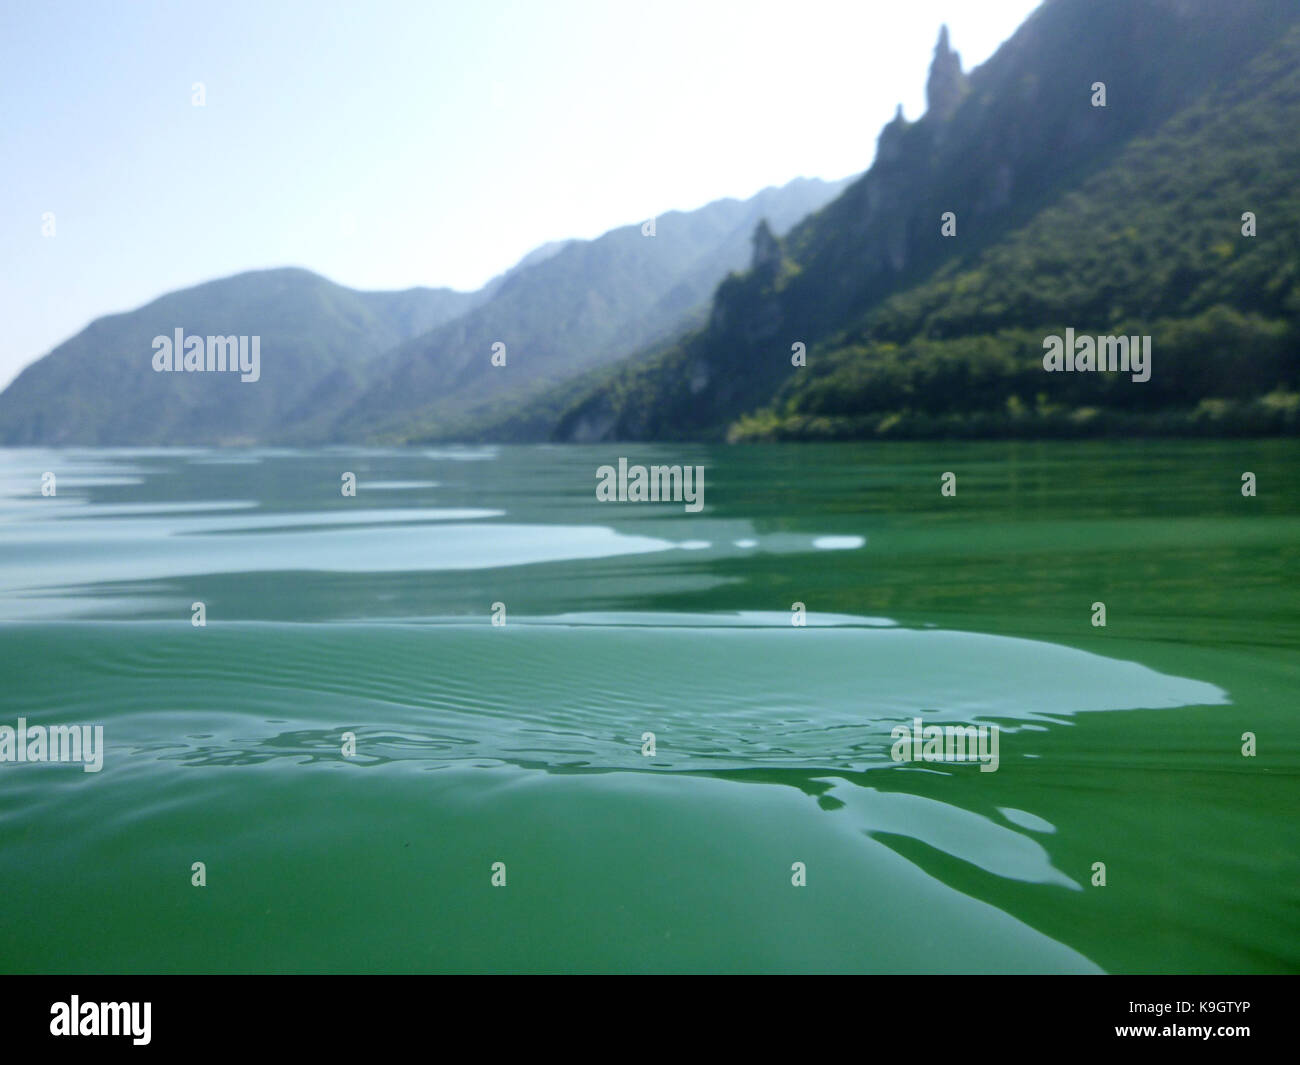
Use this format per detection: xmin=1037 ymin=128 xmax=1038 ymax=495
xmin=926 ymin=24 xmax=967 ymax=121
xmin=876 ymin=103 xmax=910 ymax=165
xmin=751 ymin=219 xmax=781 ymax=273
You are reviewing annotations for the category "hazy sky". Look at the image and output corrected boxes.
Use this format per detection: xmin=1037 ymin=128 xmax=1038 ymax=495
xmin=0 ymin=0 xmax=1041 ymax=388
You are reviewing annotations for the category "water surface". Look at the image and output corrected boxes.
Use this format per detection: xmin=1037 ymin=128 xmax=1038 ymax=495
xmin=0 ymin=442 xmax=1296 ymax=972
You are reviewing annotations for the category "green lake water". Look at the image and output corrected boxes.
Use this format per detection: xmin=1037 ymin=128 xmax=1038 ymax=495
xmin=0 ymin=441 xmax=1296 ymax=973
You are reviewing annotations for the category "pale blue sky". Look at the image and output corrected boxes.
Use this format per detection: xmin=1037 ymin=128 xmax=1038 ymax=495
xmin=0 ymin=0 xmax=1041 ymax=387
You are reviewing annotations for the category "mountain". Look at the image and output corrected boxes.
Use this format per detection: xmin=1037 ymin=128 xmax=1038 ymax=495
xmin=0 ymin=178 xmax=849 ymax=446
xmin=0 ymin=268 xmax=483 ymax=446
xmin=544 ymin=0 xmax=1300 ymax=443
xmin=315 ymin=176 xmax=852 ymax=443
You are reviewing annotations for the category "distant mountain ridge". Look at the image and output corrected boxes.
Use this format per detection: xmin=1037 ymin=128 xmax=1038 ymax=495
xmin=0 ymin=267 xmax=484 ymax=446
xmin=0 ymin=177 xmax=849 ymax=445
xmin=315 ymin=175 xmax=852 ymax=444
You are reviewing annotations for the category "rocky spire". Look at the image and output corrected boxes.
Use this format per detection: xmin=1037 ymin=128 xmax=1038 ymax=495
xmin=750 ymin=219 xmax=782 ymax=273
xmin=876 ymin=103 xmax=910 ymax=165
xmin=925 ymin=24 xmax=967 ymax=121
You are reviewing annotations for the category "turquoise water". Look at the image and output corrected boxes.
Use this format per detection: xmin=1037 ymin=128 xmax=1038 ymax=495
xmin=0 ymin=442 xmax=1296 ymax=972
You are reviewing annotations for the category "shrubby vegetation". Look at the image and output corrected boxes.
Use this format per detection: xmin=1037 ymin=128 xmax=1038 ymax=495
xmin=731 ymin=24 xmax=1300 ymax=441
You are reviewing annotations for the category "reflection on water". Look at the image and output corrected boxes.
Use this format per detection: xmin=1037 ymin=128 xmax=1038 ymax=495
xmin=0 ymin=444 xmax=1296 ymax=973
